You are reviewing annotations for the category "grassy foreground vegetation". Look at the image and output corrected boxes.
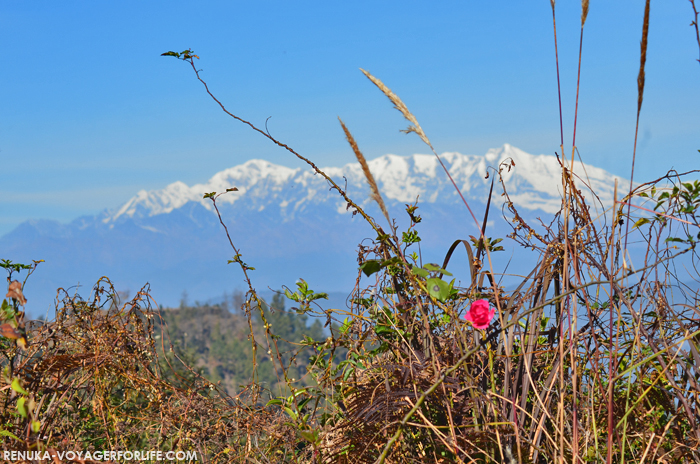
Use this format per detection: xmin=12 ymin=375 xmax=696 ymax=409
xmin=2 ymin=2 xmax=700 ymax=462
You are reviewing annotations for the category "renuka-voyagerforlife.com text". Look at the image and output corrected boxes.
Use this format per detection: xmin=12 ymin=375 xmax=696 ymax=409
xmin=3 ymin=450 xmax=199 ymax=461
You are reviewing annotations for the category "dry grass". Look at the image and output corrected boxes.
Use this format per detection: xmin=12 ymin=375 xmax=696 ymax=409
xmin=339 ymin=117 xmax=391 ymax=226
xmin=360 ymin=69 xmax=432 ymax=150
xmin=0 ymin=279 xmax=300 ymax=463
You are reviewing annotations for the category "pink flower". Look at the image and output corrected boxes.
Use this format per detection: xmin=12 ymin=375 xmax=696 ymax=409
xmin=465 ymin=299 xmax=495 ymax=329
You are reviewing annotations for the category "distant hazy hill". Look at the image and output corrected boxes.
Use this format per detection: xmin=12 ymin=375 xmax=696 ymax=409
xmin=1 ymin=144 xmax=622 ymax=316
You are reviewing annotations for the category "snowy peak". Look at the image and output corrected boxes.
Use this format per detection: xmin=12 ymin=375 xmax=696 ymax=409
xmin=107 ymin=160 xmax=301 ymax=222
xmin=106 ymin=144 xmax=623 ymax=223
xmin=110 ymin=181 xmax=193 ymax=221
xmin=210 ymin=159 xmax=299 ymax=192
xmin=475 ymin=144 xmax=620 ymax=211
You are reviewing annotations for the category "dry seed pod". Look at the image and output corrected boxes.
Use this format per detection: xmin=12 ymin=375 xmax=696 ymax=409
xmin=6 ymin=280 xmax=27 ymax=305
xmin=0 ymin=323 xmax=22 ymax=339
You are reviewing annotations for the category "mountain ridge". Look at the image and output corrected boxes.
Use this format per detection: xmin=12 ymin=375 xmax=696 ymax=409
xmin=106 ymin=143 xmax=618 ymax=224
xmin=1 ymin=144 xmax=623 ymax=315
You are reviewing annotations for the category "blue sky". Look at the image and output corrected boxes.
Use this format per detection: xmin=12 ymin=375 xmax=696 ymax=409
xmin=1 ymin=1 xmax=698 ymax=237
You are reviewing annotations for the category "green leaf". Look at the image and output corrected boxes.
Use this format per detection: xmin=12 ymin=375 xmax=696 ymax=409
xmin=342 ymin=365 xmax=355 ymax=382
xmin=161 ymin=51 xmax=181 ymax=58
xmin=299 ymin=430 xmax=319 ymax=443
xmin=308 ymin=292 xmax=328 ymax=302
xmin=426 ymin=277 xmax=451 ymax=302
xmin=411 ymin=265 xmax=429 ymax=278
xmin=376 ymin=233 xmax=390 ymax=242
xmin=633 ymin=218 xmax=650 ymax=229
xmin=368 ymin=342 xmax=389 ymax=356
xmin=422 ymin=263 xmax=452 ymax=276
xmin=0 ymin=428 xmax=19 ymax=440
xmin=297 ymin=397 xmax=313 ymax=411
xmin=374 ymin=324 xmax=395 ymax=336
xmin=380 ymin=256 xmax=402 ymax=267
xmin=266 ymin=399 xmax=283 ymax=407
xmin=360 ymin=260 xmax=382 ymax=277
xmin=16 ymin=397 xmax=27 ymax=418
xmin=1 ymin=299 xmax=12 ymax=320
xmin=339 ymin=317 xmax=352 ymax=334
xmin=284 ymin=288 xmax=299 ymax=302
xmin=665 ymin=237 xmax=684 ymax=243
xmin=203 ymin=192 xmax=216 ymax=199
xmin=11 ymin=377 xmax=27 ymax=396
xmin=0 ymin=260 xmax=32 ymax=272
xmin=30 ymin=420 xmax=41 ymax=434
xmin=283 ymin=406 xmax=298 ymax=420
xmin=401 ymin=230 xmax=421 ymax=244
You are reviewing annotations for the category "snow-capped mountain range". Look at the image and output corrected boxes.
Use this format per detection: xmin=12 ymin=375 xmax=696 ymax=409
xmin=108 ymin=143 xmax=615 ymax=224
xmin=1 ymin=144 xmax=622 ymax=315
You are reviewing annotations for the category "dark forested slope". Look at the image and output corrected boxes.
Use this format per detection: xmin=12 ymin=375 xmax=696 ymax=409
xmin=155 ymin=292 xmax=327 ymax=396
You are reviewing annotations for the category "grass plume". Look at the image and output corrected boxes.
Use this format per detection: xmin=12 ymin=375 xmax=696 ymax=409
xmin=624 ymin=0 xmax=651 ymax=256
xmin=360 ymin=68 xmax=432 ymax=149
xmin=338 ymin=117 xmax=391 ymax=226
xmin=637 ymin=0 xmax=651 ymax=115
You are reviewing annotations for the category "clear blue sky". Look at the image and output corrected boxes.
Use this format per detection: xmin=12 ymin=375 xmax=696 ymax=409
xmin=1 ymin=1 xmax=698 ymax=236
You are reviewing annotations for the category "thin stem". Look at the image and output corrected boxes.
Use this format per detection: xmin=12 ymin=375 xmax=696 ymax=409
xmin=551 ymin=3 xmax=565 ymax=150
xmin=572 ymin=26 xmax=585 ymax=151
xmin=184 ymin=57 xmax=383 ymax=240
xmin=608 ymin=179 xmax=618 ymax=464
xmin=623 ymin=0 xmax=651 ymax=258
xmin=569 ymin=8 xmax=588 ymax=458
xmin=690 ymin=0 xmax=700 ymax=64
